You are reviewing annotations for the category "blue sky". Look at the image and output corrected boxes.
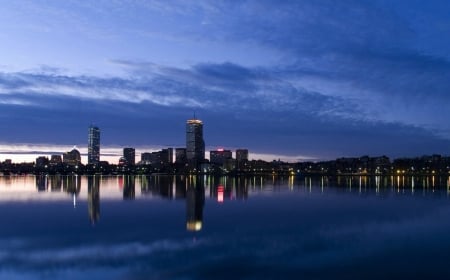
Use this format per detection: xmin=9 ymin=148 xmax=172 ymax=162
xmin=1 ymin=0 xmax=450 ymax=162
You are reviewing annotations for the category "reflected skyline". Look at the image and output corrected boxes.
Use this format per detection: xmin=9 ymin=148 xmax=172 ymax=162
xmin=87 ymin=176 xmax=100 ymax=225
xmin=2 ymin=174 xmax=450 ymax=279
xmin=3 ymin=174 xmax=450 ymax=228
xmin=4 ymin=174 xmax=450 ymax=200
xmin=122 ymin=175 xmax=136 ymax=200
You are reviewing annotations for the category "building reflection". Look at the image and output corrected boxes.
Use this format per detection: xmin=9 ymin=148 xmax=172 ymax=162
xmin=62 ymin=175 xmax=81 ymax=207
xmin=186 ymin=176 xmax=205 ymax=232
xmin=123 ymin=175 xmax=135 ymax=200
xmin=209 ymin=176 xmax=249 ymax=202
xmin=36 ymin=175 xmax=47 ymax=191
xmin=17 ymin=174 xmax=450 ymax=225
xmin=50 ymin=175 xmax=62 ymax=191
xmin=235 ymin=177 xmax=249 ymax=200
xmin=87 ymin=175 xmax=100 ymax=224
xmin=140 ymin=175 xmax=186 ymax=199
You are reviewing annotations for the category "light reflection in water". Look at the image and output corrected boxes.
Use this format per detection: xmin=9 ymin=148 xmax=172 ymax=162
xmin=1 ymin=174 xmax=450 ymax=231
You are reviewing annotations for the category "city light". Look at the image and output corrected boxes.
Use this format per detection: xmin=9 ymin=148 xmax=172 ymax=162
xmin=218 ymin=185 xmax=224 ymax=203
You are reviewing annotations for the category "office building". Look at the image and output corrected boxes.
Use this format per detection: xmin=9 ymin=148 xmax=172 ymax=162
xmin=123 ymin=147 xmax=135 ymax=165
xmin=141 ymin=152 xmax=152 ymax=164
xmin=210 ymin=149 xmax=233 ymax=165
xmin=175 ymin=148 xmax=187 ymax=164
xmin=236 ymin=149 xmax=249 ymax=162
xmin=35 ymin=156 xmax=49 ymax=168
xmin=50 ymin=155 xmax=62 ymax=165
xmin=167 ymin=148 xmax=174 ymax=164
xmin=88 ymin=125 xmax=100 ymax=164
xmin=63 ymin=149 xmax=81 ymax=166
xmin=161 ymin=148 xmax=173 ymax=165
xmin=236 ymin=149 xmax=249 ymax=172
xmin=186 ymin=118 xmax=205 ymax=165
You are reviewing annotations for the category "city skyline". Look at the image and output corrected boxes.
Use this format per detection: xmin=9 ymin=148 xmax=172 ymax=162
xmin=1 ymin=1 xmax=450 ymax=161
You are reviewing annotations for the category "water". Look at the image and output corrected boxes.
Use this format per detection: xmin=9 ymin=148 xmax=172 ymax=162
xmin=1 ymin=175 xmax=450 ymax=279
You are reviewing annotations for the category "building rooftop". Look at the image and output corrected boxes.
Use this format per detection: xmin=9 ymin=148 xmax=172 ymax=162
xmin=187 ymin=119 xmax=203 ymax=125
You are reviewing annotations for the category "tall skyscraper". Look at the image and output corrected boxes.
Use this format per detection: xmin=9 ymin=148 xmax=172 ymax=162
xmin=88 ymin=125 xmax=100 ymax=164
xmin=186 ymin=118 xmax=205 ymax=165
xmin=123 ymin=147 xmax=135 ymax=165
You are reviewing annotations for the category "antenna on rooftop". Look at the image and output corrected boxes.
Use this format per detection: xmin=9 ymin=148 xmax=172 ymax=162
xmin=193 ymin=111 xmax=197 ymax=120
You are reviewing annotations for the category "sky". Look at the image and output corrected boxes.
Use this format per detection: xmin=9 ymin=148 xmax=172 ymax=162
xmin=1 ymin=0 xmax=450 ymax=163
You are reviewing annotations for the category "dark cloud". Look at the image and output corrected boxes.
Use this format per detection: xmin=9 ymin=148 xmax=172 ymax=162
xmin=3 ymin=48 xmax=450 ymax=158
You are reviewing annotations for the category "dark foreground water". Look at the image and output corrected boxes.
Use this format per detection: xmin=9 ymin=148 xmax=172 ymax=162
xmin=1 ymin=175 xmax=450 ymax=279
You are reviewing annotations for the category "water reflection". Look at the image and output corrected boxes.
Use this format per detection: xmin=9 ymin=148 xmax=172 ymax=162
xmin=186 ymin=176 xmax=204 ymax=231
xmin=87 ymin=176 xmax=100 ymax=224
xmin=3 ymin=174 xmax=450 ymax=227
xmin=36 ymin=175 xmax=47 ymax=191
xmin=3 ymin=174 xmax=450 ymax=279
xmin=50 ymin=175 xmax=62 ymax=191
xmin=123 ymin=175 xmax=136 ymax=200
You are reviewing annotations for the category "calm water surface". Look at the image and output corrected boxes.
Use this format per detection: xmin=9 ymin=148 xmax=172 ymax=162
xmin=1 ymin=175 xmax=450 ymax=279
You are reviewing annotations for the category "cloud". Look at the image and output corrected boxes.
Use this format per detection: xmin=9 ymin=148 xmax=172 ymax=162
xmin=1 ymin=1 xmax=450 ymax=158
xmin=0 ymin=71 xmax=204 ymax=108
xmin=2 ymin=55 xmax=450 ymax=159
xmin=0 ymin=238 xmax=204 ymax=271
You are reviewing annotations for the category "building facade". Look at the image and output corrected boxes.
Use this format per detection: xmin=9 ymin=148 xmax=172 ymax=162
xmin=175 ymin=148 xmax=187 ymax=164
xmin=63 ymin=149 xmax=81 ymax=166
xmin=210 ymin=149 xmax=233 ymax=165
xmin=88 ymin=125 xmax=100 ymax=164
xmin=236 ymin=149 xmax=249 ymax=162
xmin=186 ymin=119 xmax=205 ymax=165
xmin=123 ymin=147 xmax=135 ymax=165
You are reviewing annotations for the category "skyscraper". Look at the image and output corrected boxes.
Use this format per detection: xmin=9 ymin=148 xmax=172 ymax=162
xmin=88 ymin=125 xmax=100 ymax=165
xmin=186 ymin=118 xmax=205 ymax=165
xmin=123 ymin=147 xmax=135 ymax=165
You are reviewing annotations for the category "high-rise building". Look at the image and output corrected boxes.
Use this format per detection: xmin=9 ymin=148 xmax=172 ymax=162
xmin=141 ymin=152 xmax=151 ymax=164
xmin=167 ymin=148 xmax=174 ymax=164
xmin=175 ymin=148 xmax=187 ymax=164
xmin=236 ymin=149 xmax=249 ymax=172
xmin=88 ymin=125 xmax=100 ymax=164
xmin=210 ymin=149 xmax=233 ymax=165
xmin=160 ymin=148 xmax=174 ymax=165
xmin=236 ymin=149 xmax=249 ymax=162
xmin=123 ymin=147 xmax=135 ymax=165
xmin=186 ymin=118 xmax=205 ymax=165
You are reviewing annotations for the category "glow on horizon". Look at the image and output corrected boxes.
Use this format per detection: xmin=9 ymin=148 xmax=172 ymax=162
xmin=0 ymin=143 xmax=317 ymax=164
